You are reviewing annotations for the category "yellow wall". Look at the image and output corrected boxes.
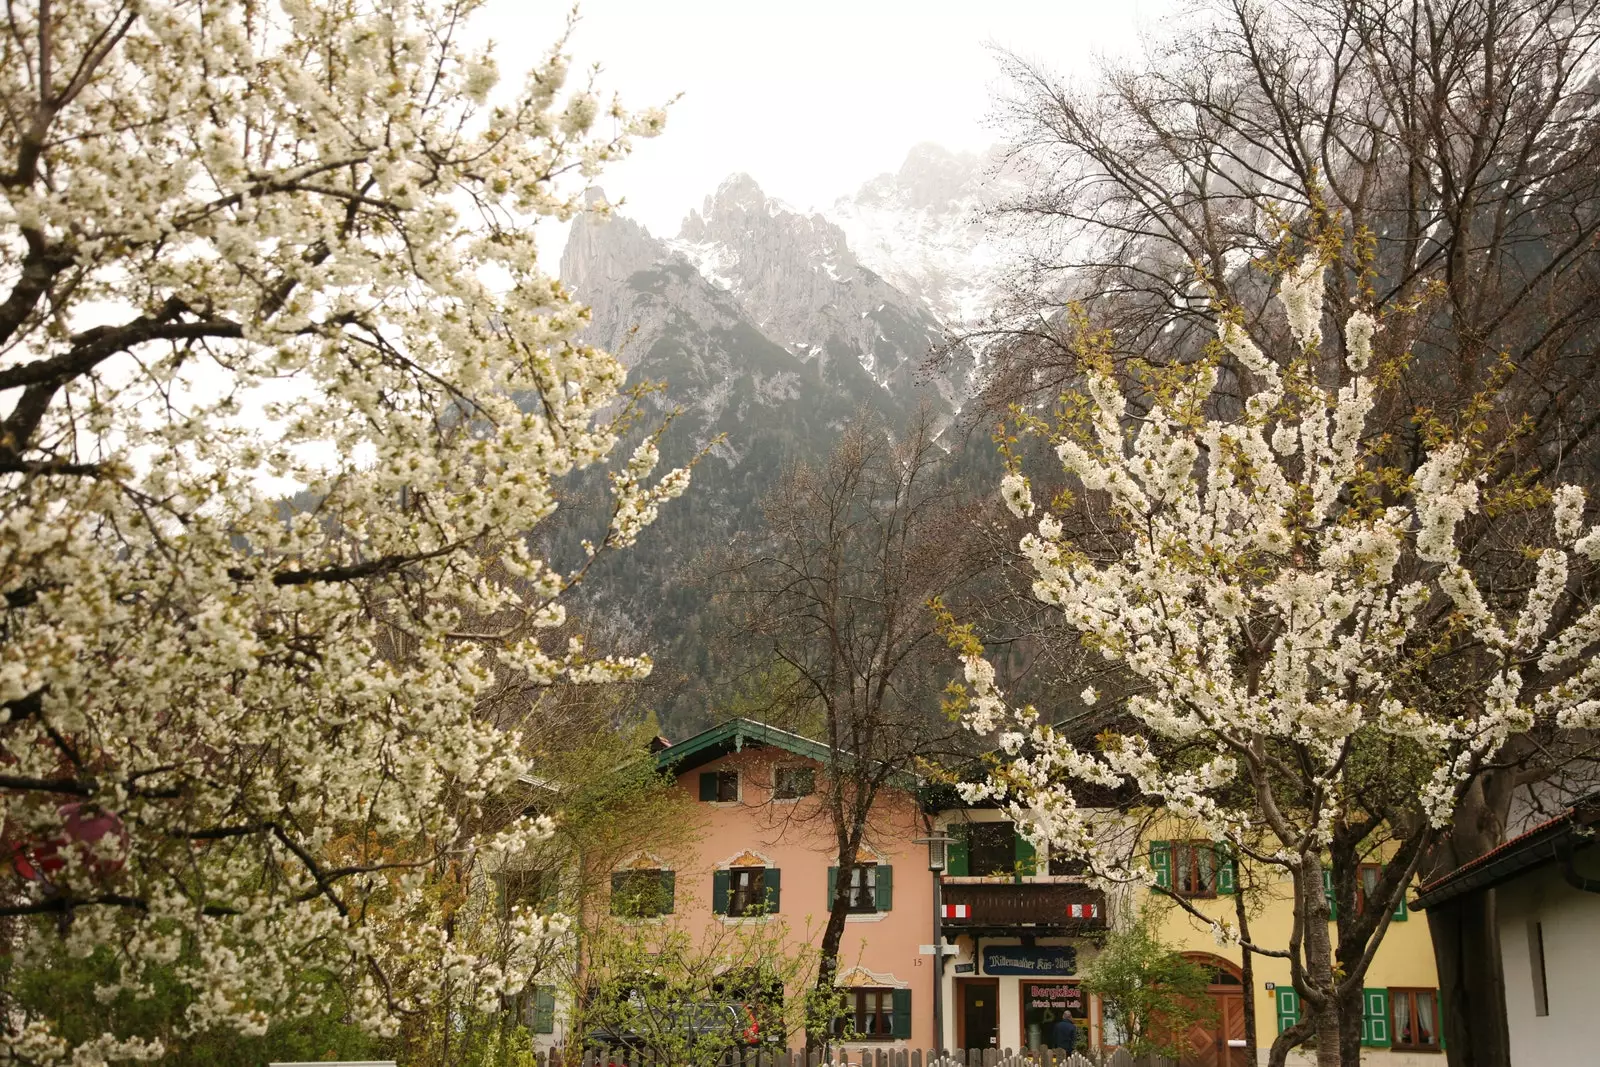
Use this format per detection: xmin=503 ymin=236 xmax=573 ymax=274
xmin=1143 ymin=838 xmax=1441 ymax=1065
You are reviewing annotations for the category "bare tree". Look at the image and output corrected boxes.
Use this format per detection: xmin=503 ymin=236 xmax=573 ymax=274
xmin=719 ymin=407 xmax=993 ymax=1047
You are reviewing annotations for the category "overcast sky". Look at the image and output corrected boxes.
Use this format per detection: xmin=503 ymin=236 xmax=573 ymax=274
xmin=477 ymin=1 xmax=1170 ymax=238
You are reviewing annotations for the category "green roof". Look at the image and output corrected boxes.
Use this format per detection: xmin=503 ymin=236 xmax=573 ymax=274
xmin=653 ymin=718 xmax=835 ymax=774
xmin=653 ymin=718 xmax=927 ymax=795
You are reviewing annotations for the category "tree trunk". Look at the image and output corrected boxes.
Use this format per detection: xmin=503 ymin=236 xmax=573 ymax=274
xmin=1234 ymin=887 xmax=1257 ymax=1065
xmin=1421 ymin=770 xmax=1516 ymax=1066
xmin=1427 ymin=893 xmax=1511 ymax=1067
xmin=808 ymin=829 xmax=865 ymax=1052
xmin=1337 ymin=980 xmax=1366 ymax=1067
xmin=1299 ymin=868 xmax=1342 ymax=1067
xmin=809 ymin=900 xmax=851 ymax=1051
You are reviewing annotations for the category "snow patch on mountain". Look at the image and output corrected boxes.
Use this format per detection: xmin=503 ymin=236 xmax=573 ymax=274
xmin=829 ymin=143 xmax=1016 ymax=325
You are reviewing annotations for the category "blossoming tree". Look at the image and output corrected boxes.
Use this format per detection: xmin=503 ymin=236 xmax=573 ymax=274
xmin=0 ymin=1 xmax=688 ymax=1062
xmin=959 ymin=261 xmax=1600 ymax=1067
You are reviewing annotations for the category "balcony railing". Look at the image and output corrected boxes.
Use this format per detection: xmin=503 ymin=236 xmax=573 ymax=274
xmin=940 ymin=881 xmax=1107 ymax=930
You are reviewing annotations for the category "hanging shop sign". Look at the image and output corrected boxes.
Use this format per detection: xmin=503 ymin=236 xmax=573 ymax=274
xmin=980 ymin=945 xmax=1077 ymax=976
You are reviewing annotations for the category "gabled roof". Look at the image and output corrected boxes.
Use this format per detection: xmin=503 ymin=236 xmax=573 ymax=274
xmin=653 ymin=718 xmax=836 ymax=775
xmin=653 ymin=717 xmax=925 ymax=793
xmin=1413 ymin=792 xmax=1600 ymax=910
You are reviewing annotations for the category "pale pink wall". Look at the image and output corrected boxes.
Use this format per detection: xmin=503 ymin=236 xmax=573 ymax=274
xmin=616 ymin=746 xmax=936 ymax=1050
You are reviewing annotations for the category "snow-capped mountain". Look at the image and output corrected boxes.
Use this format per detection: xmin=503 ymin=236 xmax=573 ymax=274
xmin=669 ymin=172 xmax=961 ymax=402
xmin=829 ymin=142 xmax=1013 ymax=325
xmin=551 ymin=151 xmax=1002 ymax=734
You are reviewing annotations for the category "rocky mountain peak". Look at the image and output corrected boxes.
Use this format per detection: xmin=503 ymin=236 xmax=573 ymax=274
xmin=831 ymin=145 xmax=1012 ymax=325
xmin=662 ymin=172 xmax=957 ymax=402
xmin=679 ymin=173 xmax=851 ymax=269
xmin=854 ymin=143 xmax=984 ymax=212
xmin=560 ymin=189 xmax=668 ymax=303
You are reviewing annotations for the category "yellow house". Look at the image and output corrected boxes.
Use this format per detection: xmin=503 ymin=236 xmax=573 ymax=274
xmin=1142 ymin=835 xmax=1442 ymax=1066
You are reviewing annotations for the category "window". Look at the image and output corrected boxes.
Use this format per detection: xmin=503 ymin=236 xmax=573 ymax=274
xmin=1355 ymin=864 xmax=1380 ymax=915
xmin=1172 ymin=841 xmax=1218 ymax=898
xmin=847 ymin=863 xmax=877 ymax=912
xmin=520 ymin=985 xmax=556 ymax=1034
xmin=699 ymin=770 xmax=738 ymax=803
xmin=1022 ymin=981 xmax=1086 ymax=1051
xmin=715 ymin=967 xmax=786 ymax=1038
xmin=827 ymin=863 xmax=891 ymax=913
xmin=1049 ymin=848 xmax=1087 ymax=877
xmin=496 ymin=868 xmax=554 ymax=917
xmin=1390 ymin=988 xmax=1440 ymax=1051
xmin=1528 ymin=921 xmax=1549 ymax=1017
xmin=610 ymin=869 xmax=674 ymax=917
xmin=833 ymin=988 xmax=896 ymax=1040
xmin=773 ymin=765 xmax=815 ymax=799
xmin=968 ymin=822 xmax=1017 ymax=876
xmin=728 ymin=867 xmax=767 ymax=917
xmin=716 ymin=866 xmax=782 ymax=916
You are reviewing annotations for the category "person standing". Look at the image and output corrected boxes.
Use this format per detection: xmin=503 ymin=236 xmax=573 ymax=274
xmin=1050 ymin=1012 xmax=1079 ymax=1052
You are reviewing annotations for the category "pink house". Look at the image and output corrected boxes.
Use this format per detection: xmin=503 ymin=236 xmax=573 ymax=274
xmin=580 ymin=719 xmax=1109 ymax=1056
xmin=621 ymin=719 xmax=940 ymax=1051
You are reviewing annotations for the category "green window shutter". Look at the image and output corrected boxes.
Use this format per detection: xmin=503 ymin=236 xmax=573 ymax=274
xmin=699 ymin=772 xmax=717 ymax=801
xmin=661 ymin=870 xmax=675 ymax=914
xmin=1216 ymin=844 xmax=1236 ymax=894
xmin=1323 ymin=867 xmax=1338 ymax=920
xmin=765 ymin=867 xmax=781 ymax=913
xmin=1016 ymin=835 xmax=1037 ymax=878
xmin=827 ymin=866 xmax=839 ymax=908
xmin=875 ymin=864 xmax=893 ymax=912
xmin=1361 ymin=988 xmax=1389 ymax=1047
xmin=1150 ymin=841 xmax=1171 ymax=889
xmin=947 ymin=827 xmax=969 ymax=877
xmin=609 ymin=872 xmax=626 ymax=915
xmin=1389 ymin=869 xmax=1408 ymax=921
xmin=1275 ymin=988 xmax=1300 ymax=1034
xmin=891 ymin=988 xmax=913 ymax=1038
xmin=712 ymin=869 xmax=731 ymax=914
xmin=532 ymin=986 xmax=556 ymax=1034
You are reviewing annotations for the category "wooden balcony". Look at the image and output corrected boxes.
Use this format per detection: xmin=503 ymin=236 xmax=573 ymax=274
xmin=939 ymin=881 xmax=1108 ymax=932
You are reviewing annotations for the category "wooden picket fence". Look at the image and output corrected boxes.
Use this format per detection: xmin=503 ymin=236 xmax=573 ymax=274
xmin=535 ymin=1048 xmax=1174 ymax=1067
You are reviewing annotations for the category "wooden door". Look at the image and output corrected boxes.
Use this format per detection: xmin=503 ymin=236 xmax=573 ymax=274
xmin=1178 ymin=990 xmax=1246 ymax=1067
xmin=957 ymin=979 xmax=999 ymax=1052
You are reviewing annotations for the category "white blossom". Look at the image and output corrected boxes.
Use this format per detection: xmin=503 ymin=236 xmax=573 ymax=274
xmin=1280 ymin=254 xmax=1326 ymax=348
xmin=0 ymin=2 xmax=682 ymax=1061
xmin=960 ymin=257 xmax=1600 ymax=1040
xmin=1554 ymin=484 xmax=1587 ymax=544
xmin=1001 ymin=471 xmax=1036 ymax=518
xmin=1344 ymin=310 xmax=1376 ymax=372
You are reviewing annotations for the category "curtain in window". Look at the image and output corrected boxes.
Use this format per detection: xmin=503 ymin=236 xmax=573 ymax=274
xmin=867 ymin=991 xmax=890 ymax=1034
xmin=848 ymin=865 xmax=875 ymax=909
xmin=1196 ymin=846 xmax=1216 ymax=890
xmin=1394 ymin=993 xmax=1412 ymax=1045
xmin=1416 ymin=993 xmax=1436 ymax=1045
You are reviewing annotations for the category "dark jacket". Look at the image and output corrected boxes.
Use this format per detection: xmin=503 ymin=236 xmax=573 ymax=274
xmin=1050 ymin=1015 xmax=1079 ymax=1051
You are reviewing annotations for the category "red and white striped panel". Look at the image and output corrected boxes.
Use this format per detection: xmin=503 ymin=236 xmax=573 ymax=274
xmin=940 ymin=903 xmax=971 ymax=919
xmin=1066 ymin=903 xmax=1099 ymax=919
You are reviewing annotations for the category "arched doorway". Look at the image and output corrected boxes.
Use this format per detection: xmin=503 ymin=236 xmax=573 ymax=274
xmin=1177 ymin=954 xmax=1246 ymax=1067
